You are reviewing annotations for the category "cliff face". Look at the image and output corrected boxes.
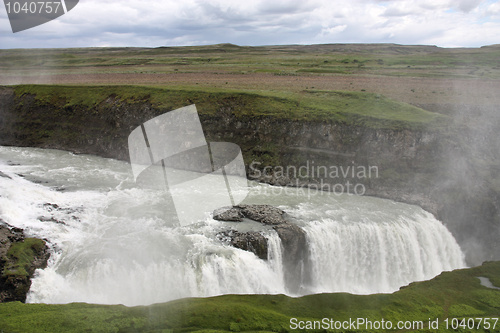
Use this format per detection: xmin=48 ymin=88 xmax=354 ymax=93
xmin=0 ymin=86 xmax=498 ymax=265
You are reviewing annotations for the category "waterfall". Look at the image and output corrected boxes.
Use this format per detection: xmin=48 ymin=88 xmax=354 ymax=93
xmin=0 ymin=146 xmax=466 ymax=306
xmin=302 ymin=209 xmax=465 ymax=294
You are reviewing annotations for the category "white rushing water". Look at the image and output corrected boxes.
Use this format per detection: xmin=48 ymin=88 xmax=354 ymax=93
xmin=0 ymin=146 xmax=466 ymax=306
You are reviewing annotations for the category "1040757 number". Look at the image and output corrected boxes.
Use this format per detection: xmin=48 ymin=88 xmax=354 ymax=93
xmin=444 ymin=318 xmax=498 ymax=330
xmin=5 ymin=1 xmax=63 ymax=14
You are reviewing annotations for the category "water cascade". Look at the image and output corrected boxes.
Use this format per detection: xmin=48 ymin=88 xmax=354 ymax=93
xmin=0 ymin=146 xmax=466 ymax=306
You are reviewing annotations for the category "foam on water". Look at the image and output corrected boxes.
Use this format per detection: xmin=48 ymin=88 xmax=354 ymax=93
xmin=0 ymin=146 xmax=466 ymax=306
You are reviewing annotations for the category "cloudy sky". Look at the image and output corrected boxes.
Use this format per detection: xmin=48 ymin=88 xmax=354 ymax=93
xmin=1 ymin=0 xmax=499 ymax=49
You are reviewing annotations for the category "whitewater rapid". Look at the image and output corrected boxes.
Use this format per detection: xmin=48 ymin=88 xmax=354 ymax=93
xmin=0 ymin=146 xmax=465 ymax=306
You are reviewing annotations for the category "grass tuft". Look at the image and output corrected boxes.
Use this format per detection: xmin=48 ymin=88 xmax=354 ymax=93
xmin=3 ymin=238 xmax=46 ymax=278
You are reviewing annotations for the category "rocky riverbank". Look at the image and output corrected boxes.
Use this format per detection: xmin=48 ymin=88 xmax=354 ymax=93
xmin=0 ymin=221 xmax=50 ymax=302
xmin=0 ymin=85 xmax=499 ymax=265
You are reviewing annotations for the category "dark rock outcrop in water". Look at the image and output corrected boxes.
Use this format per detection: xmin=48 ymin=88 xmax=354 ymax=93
xmin=217 ymin=229 xmax=268 ymax=260
xmin=0 ymin=221 xmax=50 ymax=303
xmin=0 ymin=171 xmax=11 ymax=179
xmin=215 ymin=205 xmax=309 ymax=293
xmin=214 ymin=204 xmax=287 ymax=225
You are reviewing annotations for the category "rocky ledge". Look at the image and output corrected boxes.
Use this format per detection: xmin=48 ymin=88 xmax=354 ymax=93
xmin=214 ymin=205 xmax=309 ymax=293
xmin=0 ymin=221 xmax=50 ymax=302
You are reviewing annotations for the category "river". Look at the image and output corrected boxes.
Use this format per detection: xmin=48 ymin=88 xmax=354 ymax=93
xmin=0 ymin=146 xmax=465 ymax=306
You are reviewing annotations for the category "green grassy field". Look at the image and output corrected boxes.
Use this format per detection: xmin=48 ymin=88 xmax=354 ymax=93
xmin=12 ymin=84 xmax=446 ymax=131
xmin=0 ymin=261 xmax=499 ymax=332
xmin=2 ymin=44 xmax=500 ymax=79
xmin=2 ymin=43 xmax=499 ymax=125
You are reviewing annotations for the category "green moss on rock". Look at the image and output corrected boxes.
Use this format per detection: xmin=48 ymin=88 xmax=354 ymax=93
xmin=3 ymin=238 xmax=47 ymax=278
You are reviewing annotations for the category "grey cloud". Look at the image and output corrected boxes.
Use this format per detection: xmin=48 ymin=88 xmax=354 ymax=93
xmin=455 ymin=0 xmax=484 ymax=13
xmin=256 ymin=0 xmax=315 ymax=15
xmin=195 ymin=2 xmax=245 ymax=22
xmin=383 ymin=7 xmax=415 ymax=17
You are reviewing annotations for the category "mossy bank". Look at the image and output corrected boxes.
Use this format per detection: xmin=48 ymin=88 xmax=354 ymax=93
xmin=0 ymin=261 xmax=499 ymax=332
xmin=0 ymin=84 xmax=499 ymax=265
xmin=0 ymin=222 xmax=50 ymax=303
